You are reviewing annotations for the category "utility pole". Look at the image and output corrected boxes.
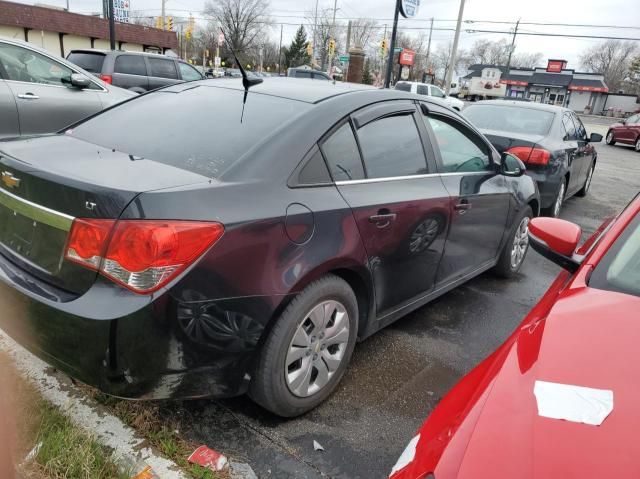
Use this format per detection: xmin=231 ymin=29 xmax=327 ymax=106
xmin=345 ymin=20 xmax=351 ymax=79
xmin=161 ymin=0 xmax=166 ymax=30
xmin=425 ymin=17 xmax=433 ymax=75
xmin=444 ymin=0 xmax=466 ymax=95
xmin=384 ymin=0 xmax=400 ymax=88
xmin=311 ymin=0 xmax=319 ymax=68
xmin=326 ymin=0 xmax=338 ymax=76
xmin=381 ymin=24 xmax=387 ymax=85
xmin=505 ymin=18 xmax=520 ymax=72
xmin=278 ymin=24 xmax=283 ymax=75
xmin=107 ymin=0 xmax=115 ymax=50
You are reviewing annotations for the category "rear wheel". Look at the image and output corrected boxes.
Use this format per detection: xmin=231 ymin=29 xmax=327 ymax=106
xmin=249 ymin=275 xmax=358 ymax=417
xmin=543 ymin=178 xmax=566 ymax=218
xmin=576 ymin=161 xmax=595 ymax=197
xmin=635 ymin=137 xmax=640 ymax=152
xmin=494 ymin=206 xmax=532 ymax=278
xmin=606 ymin=130 xmax=615 ymax=145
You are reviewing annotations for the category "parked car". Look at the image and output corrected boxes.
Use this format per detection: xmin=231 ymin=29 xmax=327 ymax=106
xmin=0 ymin=78 xmax=538 ymax=417
xmin=225 ymin=68 xmax=242 ymax=78
xmin=287 ymin=67 xmax=332 ymax=80
xmin=394 ymin=81 xmax=465 ymax=111
xmin=0 ymin=37 xmax=134 ymax=138
xmin=66 ymin=50 xmax=204 ymax=93
xmin=390 ymin=193 xmax=640 ymax=479
xmin=464 ymin=100 xmax=602 ymax=217
xmin=606 ymin=113 xmax=640 ymax=152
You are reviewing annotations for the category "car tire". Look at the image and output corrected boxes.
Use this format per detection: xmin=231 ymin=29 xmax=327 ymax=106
xmin=249 ymin=275 xmax=358 ymax=417
xmin=606 ymin=130 xmax=616 ymax=145
xmin=635 ymin=137 xmax=640 ymax=152
xmin=543 ymin=177 xmax=566 ymax=218
xmin=493 ymin=206 xmax=533 ymax=278
xmin=576 ymin=161 xmax=595 ymax=197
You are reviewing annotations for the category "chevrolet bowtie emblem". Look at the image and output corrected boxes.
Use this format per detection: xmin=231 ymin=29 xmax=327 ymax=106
xmin=1 ymin=171 xmax=20 ymax=189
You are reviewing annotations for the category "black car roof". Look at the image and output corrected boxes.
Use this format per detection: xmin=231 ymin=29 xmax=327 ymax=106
xmin=469 ymin=99 xmax=566 ymax=113
xmin=164 ymin=77 xmax=378 ymax=104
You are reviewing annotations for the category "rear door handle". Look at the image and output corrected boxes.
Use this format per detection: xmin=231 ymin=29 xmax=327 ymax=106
xmin=369 ymin=213 xmax=397 ymax=228
xmin=454 ymin=199 xmax=472 ymax=214
xmin=17 ymin=93 xmax=39 ymax=100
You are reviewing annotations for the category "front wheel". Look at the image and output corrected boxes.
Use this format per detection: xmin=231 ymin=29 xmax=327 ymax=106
xmin=543 ymin=178 xmax=566 ymax=218
xmin=494 ymin=206 xmax=533 ymax=278
xmin=249 ymin=275 xmax=358 ymax=417
xmin=635 ymin=137 xmax=640 ymax=152
xmin=606 ymin=130 xmax=615 ymax=145
xmin=576 ymin=162 xmax=595 ymax=197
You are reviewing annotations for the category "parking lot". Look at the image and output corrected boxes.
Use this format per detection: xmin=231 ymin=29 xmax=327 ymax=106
xmin=119 ymin=123 xmax=634 ymax=479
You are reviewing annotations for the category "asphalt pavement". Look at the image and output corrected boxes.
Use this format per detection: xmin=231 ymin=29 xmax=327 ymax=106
xmin=168 ymin=128 xmax=640 ymax=479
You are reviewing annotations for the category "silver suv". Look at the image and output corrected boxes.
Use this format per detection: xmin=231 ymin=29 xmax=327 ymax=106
xmin=0 ymin=37 xmax=135 ymax=139
xmin=67 ymin=50 xmax=204 ymax=93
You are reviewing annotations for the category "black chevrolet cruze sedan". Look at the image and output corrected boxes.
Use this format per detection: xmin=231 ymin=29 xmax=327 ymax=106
xmin=0 ymin=79 xmax=538 ymax=416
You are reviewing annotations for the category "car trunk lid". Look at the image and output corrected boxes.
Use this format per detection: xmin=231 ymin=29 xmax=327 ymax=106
xmin=0 ymin=134 xmax=210 ymax=296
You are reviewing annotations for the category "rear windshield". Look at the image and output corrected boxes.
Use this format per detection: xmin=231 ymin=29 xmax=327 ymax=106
xmin=463 ymin=104 xmax=555 ymax=136
xmin=589 ymin=214 xmax=640 ymax=298
xmin=69 ymin=85 xmax=311 ymax=178
xmin=67 ymin=52 xmax=106 ymax=73
xmin=395 ymin=82 xmax=411 ymax=92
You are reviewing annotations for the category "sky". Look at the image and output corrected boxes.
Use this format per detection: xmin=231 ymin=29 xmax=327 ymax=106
xmin=12 ymin=0 xmax=640 ymax=69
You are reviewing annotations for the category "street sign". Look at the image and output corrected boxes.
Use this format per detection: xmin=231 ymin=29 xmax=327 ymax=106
xmin=399 ymin=0 xmax=420 ymax=18
xmin=217 ymin=33 xmax=224 ymax=46
xmin=399 ymin=49 xmax=416 ymax=66
xmin=214 ymin=56 xmax=221 ymax=67
xmin=339 ymin=55 xmax=349 ymax=62
xmin=394 ymin=47 xmax=402 ymax=53
xmin=401 ymin=68 xmax=410 ymax=80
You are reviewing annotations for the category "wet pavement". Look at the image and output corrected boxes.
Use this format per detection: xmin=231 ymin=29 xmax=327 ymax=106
xmin=174 ymin=132 xmax=640 ymax=478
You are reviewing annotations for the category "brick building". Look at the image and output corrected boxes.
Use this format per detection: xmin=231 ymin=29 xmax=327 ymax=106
xmin=0 ymin=0 xmax=177 ymax=57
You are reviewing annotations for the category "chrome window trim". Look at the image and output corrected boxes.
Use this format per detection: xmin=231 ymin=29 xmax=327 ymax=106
xmin=335 ymin=171 xmax=489 ymax=186
xmin=0 ymin=186 xmax=74 ymax=231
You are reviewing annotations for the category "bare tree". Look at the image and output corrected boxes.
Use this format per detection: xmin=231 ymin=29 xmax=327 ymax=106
xmin=349 ymin=19 xmax=378 ymax=49
xmin=580 ymin=40 xmax=638 ymax=92
xmin=432 ymin=41 xmax=469 ymax=84
xmin=510 ymin=52 xmax=543 ymax=69
xmin=306 ymin=7 xmax=338 ymax=70
xmin=204 ymin=0 xmax=270 ymax=54
xmin=467 ymin=38 xmax=511 ymax=65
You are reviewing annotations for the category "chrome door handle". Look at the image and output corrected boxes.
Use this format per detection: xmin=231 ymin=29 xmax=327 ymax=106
xmin=17 ymin=93 xmax=39 ymax=100
xmin=454 ymin=199 xmax=472 ymax=214
xmin=369 ymin=213 xmax=397 ymax=228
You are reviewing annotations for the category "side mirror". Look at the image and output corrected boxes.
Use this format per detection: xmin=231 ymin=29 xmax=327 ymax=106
xmin=588 ymin=132 xmax=603 ymax=143
xmin=528 ymin=217 xmax=582 ymax=272
xmin=70 ymin=73 xmax=91 ymax=89
xmin=500 ymin=152 xmax=526 ymax=177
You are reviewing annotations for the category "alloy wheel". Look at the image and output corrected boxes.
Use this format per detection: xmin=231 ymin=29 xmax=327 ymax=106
xmin=584 ymin=166 xmax=594 ymax=193
xmin=606 ymin=131 xmax=614 ymax=144
xmin=285 ymin=300 xmax=350 ymax=398
xmin=553 ymin=181 xmax=566 ymax=218
xmin=635 ymin=138 xmax=640 ymax=152
xmin=510 ymin=216 xmax=530 ymax=270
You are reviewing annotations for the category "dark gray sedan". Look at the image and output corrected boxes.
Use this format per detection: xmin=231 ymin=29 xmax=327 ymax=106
xmin=464 ymin=100 xmax=603 ymax=217
xmin=0 ymin=38 xmax=134 ymax=138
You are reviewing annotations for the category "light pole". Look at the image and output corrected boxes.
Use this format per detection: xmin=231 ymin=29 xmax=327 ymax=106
xmin=444 ymin=0 xmax=466 ymax=95
xmin=383 ymin=0 xmax=400 ymax=88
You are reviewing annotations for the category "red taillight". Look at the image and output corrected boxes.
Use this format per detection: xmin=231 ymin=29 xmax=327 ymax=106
xmin=65 ymin=220 xmax=224 ymax=294
xmin=99 ymin=74 xmax=113 ymax=84
xmin=506 ymin=146 xmax=551 ymax=166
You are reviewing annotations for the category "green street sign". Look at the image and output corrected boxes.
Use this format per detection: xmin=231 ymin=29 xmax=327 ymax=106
xmin=394 ymin=47 xmax=403 ymax=53
xmin=339 ymin=55 xmax=349 ymax=62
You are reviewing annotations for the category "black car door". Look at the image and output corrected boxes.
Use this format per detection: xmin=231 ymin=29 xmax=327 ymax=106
xmin=419 ymin=104 xmax=510 ymax=285
xmin=570 ymin=112 xmax=596 ymax=190
xmin=561 ymin=112 xmax=585 ymax=194
xmin=320 ymin=101 xmax=451 ymax=316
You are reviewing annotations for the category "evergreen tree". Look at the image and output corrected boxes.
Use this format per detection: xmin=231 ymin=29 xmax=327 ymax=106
xmin=285 ymin=25 xmax=311 ymax=68
xmin=362 ymin=58 xmax=373 ymax=85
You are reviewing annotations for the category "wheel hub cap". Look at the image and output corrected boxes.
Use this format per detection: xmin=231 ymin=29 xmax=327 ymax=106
xmin=285 ymin=300 xmax=350 ymax=398
xmin=510 ymin=216 xmax=530 ymax=269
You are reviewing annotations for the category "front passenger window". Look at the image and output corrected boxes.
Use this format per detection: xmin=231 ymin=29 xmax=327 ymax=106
xmin=0 ymin=43 xmax=72 ymax=86
xmin=426 ymin=116 xmax=492 ymax=173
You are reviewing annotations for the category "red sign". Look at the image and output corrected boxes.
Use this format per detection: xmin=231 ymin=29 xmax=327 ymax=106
xmin=399 ymin=49 xmax=415 ymax=66
xmin=500 ymin=79 xmax=528 ymax=86
xmin=546 ymin=60 xmax=567 ymax=73
xmin=568 ymin=85 xmax=609 ymax=93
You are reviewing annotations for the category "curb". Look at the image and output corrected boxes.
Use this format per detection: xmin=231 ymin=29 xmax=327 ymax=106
xmin=0 ymin=330 xmax=256 ymax=479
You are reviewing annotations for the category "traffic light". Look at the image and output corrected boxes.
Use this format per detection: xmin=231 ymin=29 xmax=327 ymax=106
xmin=305 ymin=42 xmax=313 ymax=57
xmin=185 ymin=14 xmax=195 ymax=40
xmin=328 ymin=38 xmax=336 ymax=56
xmin=166 ymin=16 xmax=173 ymax=31
xmin=381 ymin=38 xmax=388 ymax=54
xmin=155 ymin=17 xmax=162 ymax=29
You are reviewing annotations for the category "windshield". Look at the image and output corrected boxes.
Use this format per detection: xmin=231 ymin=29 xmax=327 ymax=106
xmin=589 ymin=215 xmax=640 ymax=298
xmin=464 ymin=104 xmax=555 ymax=136
xmin=69 ymin=85 xmax=311 ymax=178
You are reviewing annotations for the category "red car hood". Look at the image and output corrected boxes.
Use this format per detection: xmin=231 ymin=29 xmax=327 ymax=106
xmin=446 ymin=286 xmax=640 ymax=479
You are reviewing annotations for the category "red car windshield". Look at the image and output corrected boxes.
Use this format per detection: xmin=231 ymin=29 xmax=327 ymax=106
xmin=589 ymin=214 xmax=640 ymax=298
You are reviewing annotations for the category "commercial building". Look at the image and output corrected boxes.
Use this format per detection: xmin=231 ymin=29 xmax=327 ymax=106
xmin=0 ymin=0 xmax=177 ymax=57
xmin=464 ymin=59 xmax=609 ymax=113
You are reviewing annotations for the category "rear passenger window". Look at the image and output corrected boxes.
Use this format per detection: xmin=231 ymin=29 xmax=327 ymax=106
xmin=296 ymin=148 xmax=332 ymax=185
xmin=114 ymin=55 xmax=146 ymax=76
xmin=148 ymin=58 xmax=178 ymax=79
xmin=416 ymin=84 xmax=429 ymax=95
xmin=571 ymin=113 xmax=587 ymax=141
xmin=357 ymin=114 xmax=428 ymax=178
xmin=295 ymin=71 xmax=312 ymax=79
xmin=321 ymin=123 xmax=365 ymax=181
xmin=562 ymin=113 xmax=578 ymax=141
xmin=426 ymin=116 xmax=491 ymax=173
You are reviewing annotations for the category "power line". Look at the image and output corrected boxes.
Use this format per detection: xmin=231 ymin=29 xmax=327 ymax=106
xmin=465 ymin=29 xmax=640 ymax=41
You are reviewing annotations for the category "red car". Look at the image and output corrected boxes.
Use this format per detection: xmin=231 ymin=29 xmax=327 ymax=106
xmin=606 ymin=113 xmax=640 ymax=152
xmin=390 ymin=194 xmax=640 ymax=479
